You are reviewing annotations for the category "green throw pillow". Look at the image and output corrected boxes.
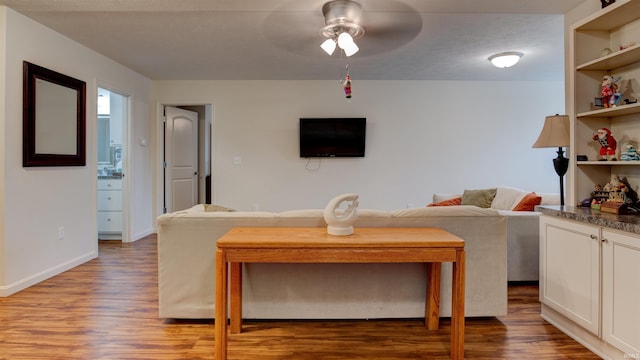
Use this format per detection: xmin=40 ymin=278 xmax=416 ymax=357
xmin=461 ymin=188 xmax=497 ymax=208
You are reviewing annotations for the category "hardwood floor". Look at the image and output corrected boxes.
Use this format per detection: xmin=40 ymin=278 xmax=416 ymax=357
xmin=0 ymin=235 xmax=600 ymax=359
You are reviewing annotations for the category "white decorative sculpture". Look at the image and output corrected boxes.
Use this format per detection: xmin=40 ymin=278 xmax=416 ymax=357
xmin=324 ymin=193 xmax=360 ymax=236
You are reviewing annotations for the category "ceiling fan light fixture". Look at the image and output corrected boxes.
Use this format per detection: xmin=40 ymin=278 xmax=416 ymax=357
xmin=342 ymin=39 xmax=359 ymax=57
xmin=337 ymin=32 xmax=353 ymax=48
xmin=488 ymin=51 xmax=523 ymax=68
xmin=320 ymin=38 xmax=337 ymax=55
xmin=319 ymin=0 xmax=364 ymax=56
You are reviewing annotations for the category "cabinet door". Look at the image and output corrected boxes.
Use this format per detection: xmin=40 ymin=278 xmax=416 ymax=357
xmin=540 ymin=216 xmax=600 ymax=335
xmin=602 ymin=229 xmax=640 ymax=355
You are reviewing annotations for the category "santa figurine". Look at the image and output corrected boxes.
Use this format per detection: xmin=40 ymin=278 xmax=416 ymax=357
xmin=593 ymin=128 xmax=617 ymax=161
xmin=601 ymin=75 xmax=619 ymax=108
xmin=343 ymin=74 xmax=352 ymax=99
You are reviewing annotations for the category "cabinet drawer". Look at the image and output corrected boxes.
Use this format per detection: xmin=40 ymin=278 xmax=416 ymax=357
xmin=97 ymin=191 xmax=122 ymax=211
xmin=98 ymin=179 xmax=122 ymax=190
xmin=98 ymin=211 xmax=122 ymax=232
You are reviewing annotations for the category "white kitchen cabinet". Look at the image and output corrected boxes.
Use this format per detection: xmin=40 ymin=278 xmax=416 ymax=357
xmin=98 ymin=178 xmax=122 ymax=237
xmin=539 ymin=215 xmax=600 ymax=335
xmin=540 ymin=213 xmax=640 ymax=359
xmin=602 ymin=228 xmax=640 ymax=356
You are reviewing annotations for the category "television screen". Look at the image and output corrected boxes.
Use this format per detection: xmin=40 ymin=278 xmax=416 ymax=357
xmin=299 ymin=118 xmax=366 ymax=157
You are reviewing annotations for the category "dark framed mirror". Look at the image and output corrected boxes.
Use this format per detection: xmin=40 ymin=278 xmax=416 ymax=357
xmin=23 ymin=61 xmax=86 ymax=167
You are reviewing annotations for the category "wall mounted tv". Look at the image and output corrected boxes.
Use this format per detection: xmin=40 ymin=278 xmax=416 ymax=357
xmin=299 ymin=118 xmax=366 ymax=158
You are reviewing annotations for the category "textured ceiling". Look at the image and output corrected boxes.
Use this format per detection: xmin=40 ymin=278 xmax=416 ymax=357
xmin=0 ymin=0 xmax=586 ymax=80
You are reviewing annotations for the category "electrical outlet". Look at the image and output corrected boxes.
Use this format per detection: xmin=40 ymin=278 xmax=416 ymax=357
xmin=58 ymin=226 xmax=65 ymax=240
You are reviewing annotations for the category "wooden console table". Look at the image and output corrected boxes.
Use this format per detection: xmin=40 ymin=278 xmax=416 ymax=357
xmin=215 ymin=227 xmax=466 ymax=359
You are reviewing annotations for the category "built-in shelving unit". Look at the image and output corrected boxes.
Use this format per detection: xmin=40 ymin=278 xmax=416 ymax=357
xmin=571 ymin=0 xmax=640 ymax=205
xmin=546 ymin=1 xmax=640 ymax=358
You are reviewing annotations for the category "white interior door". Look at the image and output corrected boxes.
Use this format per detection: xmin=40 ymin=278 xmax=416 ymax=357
xmin=165 ymin=106 xmax=198 ymax=212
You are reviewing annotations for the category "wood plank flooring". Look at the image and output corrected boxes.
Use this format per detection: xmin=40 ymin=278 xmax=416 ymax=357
xmin=0 ymin=234 xmax=600 ymax=359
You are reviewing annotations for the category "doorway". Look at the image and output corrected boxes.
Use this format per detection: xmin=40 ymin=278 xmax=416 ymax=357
xmin=97 ymin=87 xmax=128 ymax=241
xmin=163 ymin=105 xmax=211 ymax=213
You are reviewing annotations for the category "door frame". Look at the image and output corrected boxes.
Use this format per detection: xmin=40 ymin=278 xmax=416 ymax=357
xmin=96 ymin=84 xmax=131 ymax=243
xmin=156 ymin=103 xmax=212 ymax=217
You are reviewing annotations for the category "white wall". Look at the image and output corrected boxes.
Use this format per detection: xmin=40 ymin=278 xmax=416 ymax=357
xmin=154 ymin=79 xmax=565 ymax=212
xmin=0 ymin=7 xmax=153 ymax=296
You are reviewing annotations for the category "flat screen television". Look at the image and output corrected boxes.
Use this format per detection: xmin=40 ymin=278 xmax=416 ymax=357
xmin=299 ymin=118 xmax=366 ymax=158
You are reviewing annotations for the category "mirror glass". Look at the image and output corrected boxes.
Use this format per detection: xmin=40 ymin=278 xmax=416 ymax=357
xmin=35 ymin=79 xmax=78 ymax=155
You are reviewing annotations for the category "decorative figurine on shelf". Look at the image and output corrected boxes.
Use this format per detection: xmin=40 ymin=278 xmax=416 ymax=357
xmin=600 ymin=75 xmax=621 ymax=108
xmin=621 ymin=144 xmax=640 ymax=161
xmin=604 ymin=173 xmax=622 ymax=192
xmin=600 ymin=176 xmax=640 ymax=214
xmin=593 ymin=128 xmax=617 ymax=161
xmin=324 ymin=193 xmax=359 ymax=236
xmin=601 ymin=0 xmax=615 ymax=8
xmin=620 ymin=176 xmax=640 ymax=207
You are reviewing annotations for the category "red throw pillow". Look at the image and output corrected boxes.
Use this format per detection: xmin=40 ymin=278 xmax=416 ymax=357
xmin=512 ymin=192 xmax=542 ymax=211
xmin=427 ymin=197 xmax=462 ymax=207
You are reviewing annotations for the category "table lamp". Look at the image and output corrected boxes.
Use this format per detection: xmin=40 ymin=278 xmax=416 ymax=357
xmin=532 ymin=114 xmax=570 ymax=206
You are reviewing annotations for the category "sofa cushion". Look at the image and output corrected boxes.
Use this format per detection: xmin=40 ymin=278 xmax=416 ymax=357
xmin=461 ymin=188 xmax=497 ymax=208
xmin=539 ymin=193 xmax=561 ymax=206
xmin=428 ymin=197 xmax=462 ymax=207
xmin=204 ymin=204 xmax=236 ymax=212
xmin=491 ymin=186 xmax=527 ymax=210
xmin=432 ymin=193 xmax=462 ymax=203
xmin=392 ymin=205 xmax=500 ymax=217
xmin=512 ymin=192 xmax=542 ymax=211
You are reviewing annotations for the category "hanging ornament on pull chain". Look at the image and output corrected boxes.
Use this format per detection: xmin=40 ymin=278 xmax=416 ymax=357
xmin=341 ymin=64 xmax=352 ymax=100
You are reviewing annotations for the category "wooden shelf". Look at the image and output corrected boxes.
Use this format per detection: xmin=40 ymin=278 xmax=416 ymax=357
xmin=575 ymin=0 xmax=640 ymax=32
xmin=577 ymin=44 xmax=640 ymax=71
xmin=577 ymin=161 xmax=640 ymax=166
xmin=577 ymin=102 xmax=640 ymax=119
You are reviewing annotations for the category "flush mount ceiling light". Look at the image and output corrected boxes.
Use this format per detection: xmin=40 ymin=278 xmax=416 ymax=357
xmin=488 ymin=51 xmax=524 ymax=68
xmin=320 ymin=0 xmax=364 ymax=57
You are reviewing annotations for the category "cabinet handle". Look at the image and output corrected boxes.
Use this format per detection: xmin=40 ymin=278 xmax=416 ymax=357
xmin=590 ymin=234 xmax=598 ymax=240
xmin=601 ymin=238 xmax=608 ymax=244
xmin=107 ymin=197 xmax=111 ymax=200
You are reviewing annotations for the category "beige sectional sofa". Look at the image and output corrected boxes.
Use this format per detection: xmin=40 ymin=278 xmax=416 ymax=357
xmin=432 ymin=187 xmax=560 ymax=282
xmin=157 ymin=205 xmax=507 ymax=319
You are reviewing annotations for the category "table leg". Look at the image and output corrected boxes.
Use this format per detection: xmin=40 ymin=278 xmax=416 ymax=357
xmin=425 ymin=262 xmax=441 ymax=330
xmin=215 ymin=249 xmax=228 ymax=360
xmin=450 ymin=249 xmax=466 ymax=360
xmin=230 ymin=262 xmax=243 ymax=334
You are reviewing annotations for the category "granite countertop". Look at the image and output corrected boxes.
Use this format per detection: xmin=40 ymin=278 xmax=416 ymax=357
xmin=536 ymin=205 xmax=640 ymax=235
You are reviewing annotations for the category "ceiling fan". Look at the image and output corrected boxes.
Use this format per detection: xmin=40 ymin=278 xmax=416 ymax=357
xmin=262 ymin=0 xmax=423 ymax=59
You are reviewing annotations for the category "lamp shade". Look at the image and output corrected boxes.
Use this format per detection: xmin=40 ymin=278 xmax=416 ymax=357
xmin=532 ymin=115 xmax=570 ymax=148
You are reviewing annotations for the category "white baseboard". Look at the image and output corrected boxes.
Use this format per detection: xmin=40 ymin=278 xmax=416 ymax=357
xmin=0 ymin=250 xmax=97 ymax=297
xmin=131 ymin=228 xmax=154 ymax=242
xmin=541 ymin=303 xmax=626 ymax=360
